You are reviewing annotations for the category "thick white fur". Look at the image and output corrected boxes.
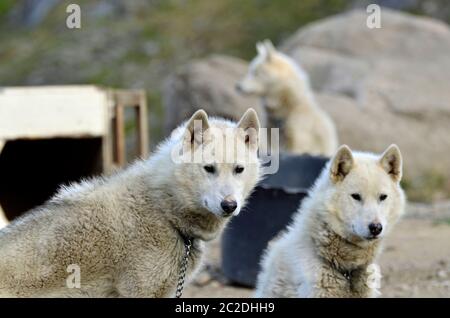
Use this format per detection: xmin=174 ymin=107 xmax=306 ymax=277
xmin=0 ymin=109 xmax=262 ymax=297
xmin=237 ymin=40 xmax=338 ymax=156
xmin=255 ymin=145 xmax=405 ymax=298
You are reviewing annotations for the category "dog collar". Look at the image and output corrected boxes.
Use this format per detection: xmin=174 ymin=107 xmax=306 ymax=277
xmin=342 ymin=269 xmax=352 ymax=281
xmin=175 ymin=231 xmax=194 ymax=298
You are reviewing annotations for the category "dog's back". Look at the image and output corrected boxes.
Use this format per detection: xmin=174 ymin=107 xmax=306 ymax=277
xmin=0 ymin=165 xmax=183 ymax=297
xmin=0 ymin=186 xmax=119 ymax=296
xmin=0 ymin=108 xmax=262 ymax=297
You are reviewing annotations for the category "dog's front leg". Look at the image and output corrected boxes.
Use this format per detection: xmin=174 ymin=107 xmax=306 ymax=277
xmin=349 ymin=266 xmax=381 ymax=298
xmin=115 ymin=272 xmax=175 ymax=298
xmin=115 ymin=255 xmax=178 ymax=298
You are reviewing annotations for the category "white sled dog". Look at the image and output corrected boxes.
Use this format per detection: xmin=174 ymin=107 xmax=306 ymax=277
xmin=236 ymin=40 xmax=338 ymax=156
xmin=255 ymin=144 xmax=405 ymax=298
xmin=0 ymin=109 xmax=262 ymax=297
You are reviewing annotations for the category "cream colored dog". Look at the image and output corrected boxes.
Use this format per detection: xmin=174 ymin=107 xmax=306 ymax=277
xmin=255 ymin=144 xmax=405 ymax=297
xmin=237 ymin=40 xmax=338 ymax=156
xmin=0 ymin=109 xmax=262 ymax=297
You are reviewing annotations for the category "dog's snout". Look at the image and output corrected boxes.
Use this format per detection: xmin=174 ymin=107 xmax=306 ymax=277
xmin=235 ymin=83 xmax=243 ymax=92
xmin=221 ymin=199 xmax=237 ymax=215
xmin=368 ymin=223 xmax=383 ymax=237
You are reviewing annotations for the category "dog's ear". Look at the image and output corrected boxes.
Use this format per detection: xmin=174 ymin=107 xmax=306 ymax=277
xmin=263 ymin=39 xmax=276 ymax=53
xmin=237 ymin=108 xmax=260 ymax=149
xmin=262 ymin=39 xmax=276 ymax=62
xmin=379 ymin=144 xmax=402 ymax=182
xmin=256 ymin=40 xmax=276 ymax=61
xmin=330 ymin=145 xmax=354 ymax=183
xmin=184 ymin=109 xmax=210 ymax=147
xmin=256 ymin=42 xmax=266 ymax=56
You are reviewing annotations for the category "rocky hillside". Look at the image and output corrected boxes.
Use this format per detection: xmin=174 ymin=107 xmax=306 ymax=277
xmin=0 ymin=0 xmax=348 ymax=143
xmin=1 ymin=0 xmax=449 ymax=143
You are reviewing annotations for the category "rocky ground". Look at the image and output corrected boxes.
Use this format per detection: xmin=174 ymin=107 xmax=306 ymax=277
xmin=184 ymin=201 xmax=450 ymax=298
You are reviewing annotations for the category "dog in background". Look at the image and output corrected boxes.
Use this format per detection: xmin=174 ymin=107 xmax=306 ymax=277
xmin=237 ymin=40 xmax=338 ymax=156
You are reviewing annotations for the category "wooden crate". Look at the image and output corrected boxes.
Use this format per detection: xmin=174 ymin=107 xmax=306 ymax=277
xmin=0 ymin=85 xmax=149 ymax=223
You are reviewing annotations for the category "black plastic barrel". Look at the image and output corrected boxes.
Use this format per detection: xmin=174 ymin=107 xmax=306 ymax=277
xmin=221 ymin=154 xmax=329 ymax=287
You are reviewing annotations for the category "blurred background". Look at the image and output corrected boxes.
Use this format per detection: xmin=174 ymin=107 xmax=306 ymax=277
xmin=1 ymin=0 xmax=450 ymax=201
xmin=0 ymin=0 xmax=450 ymax=297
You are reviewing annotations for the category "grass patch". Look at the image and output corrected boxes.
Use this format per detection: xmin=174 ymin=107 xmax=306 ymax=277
xmin=0 ymin=0 xmax=14 ymax=18
xmin=402 ymin=170 xmax=449 ymax=202
xmin=433 ymin=218 xmax=450 ymax=226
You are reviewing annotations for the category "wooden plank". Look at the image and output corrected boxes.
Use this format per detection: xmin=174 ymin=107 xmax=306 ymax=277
xmin=114 ymin=104 xmax=126 ymax=166
xmin=113 ymin=90 xmax=141 ymax=106
xmin=0 ymin=86 xmax=108 ymax=139
xmin=136 ymin=91 xmax=149 ymax=158
xmin=101 ymin=90 xmax=115 ymax=174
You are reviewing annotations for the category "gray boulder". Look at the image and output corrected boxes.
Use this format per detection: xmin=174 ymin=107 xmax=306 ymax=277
xmin=280 ymin=9 xmax=450 ymax=194
xmin=163 ymin=55 xmax=265 ymax=134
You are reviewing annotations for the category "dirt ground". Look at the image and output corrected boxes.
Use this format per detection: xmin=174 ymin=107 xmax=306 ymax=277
xmin=184 ymin=201 xmax=450 ymax=298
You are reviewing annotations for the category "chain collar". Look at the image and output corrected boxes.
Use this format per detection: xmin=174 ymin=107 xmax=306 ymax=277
xmin=175 ymin=235 xmax=192 ymax=298
xmin=342 ymin=269 xmax=352 ymax=281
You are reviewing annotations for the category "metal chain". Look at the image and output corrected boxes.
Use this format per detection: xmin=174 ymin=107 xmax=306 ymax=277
xmin=175 ymin=238 xmax=192 ymax=298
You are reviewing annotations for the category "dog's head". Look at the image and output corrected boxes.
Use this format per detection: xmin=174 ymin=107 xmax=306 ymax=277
xmin=236 ymin=39 xmax=305 ymax=103
xmin=324 ymin=144 xmax=405 ymax=243
xmin=173 ymin=109 xmax=261 ymax=218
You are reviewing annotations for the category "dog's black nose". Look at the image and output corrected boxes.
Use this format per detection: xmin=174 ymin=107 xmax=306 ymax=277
xmin=368 ymin=223 xmax=383 ymax=237
xmin=221 ymin=200 xmax=237 ymax=215
xmin=235 ymin=83 xmax=242 ymax=92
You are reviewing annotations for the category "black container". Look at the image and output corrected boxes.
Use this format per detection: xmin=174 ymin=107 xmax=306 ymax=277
xmin=221 ymin=154 xmax=328 ymax=287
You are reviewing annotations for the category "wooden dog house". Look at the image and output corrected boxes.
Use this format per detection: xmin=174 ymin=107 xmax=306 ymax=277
xmin=0 ymin=86 xmax=149 ymax=223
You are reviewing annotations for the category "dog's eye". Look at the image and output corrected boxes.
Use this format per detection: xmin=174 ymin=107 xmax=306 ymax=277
xmin=234 ymin=166 xmax=244 ymax=174
xmin=379 ymin=194 xmax=388 ymax=201
xmin=204 ymin=165 xmax=216 ymax=174
xmin=351 ymin=193 xmax=362 ymax=201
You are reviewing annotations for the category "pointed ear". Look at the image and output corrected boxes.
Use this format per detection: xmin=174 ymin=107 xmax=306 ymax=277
xmin=184 ymin=109 xmax=209 ymax=146
xmin=237 ymin=108 xmax=260 ymax=149
xmin=330 ymin=145 xmax=354 ymax=183
xmin=262 ymin=39 xmax=276 ymax=62
xmin=379 ymin=144 xmax=402 ymax=182
xmin=263 ymin=39 xmax=276 ymax=53
xmin=256 ymin=42 xmax=266 ymax=56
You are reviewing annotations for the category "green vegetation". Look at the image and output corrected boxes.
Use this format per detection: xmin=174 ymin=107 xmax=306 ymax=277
xmin=402 ymin=169 xmax=450 ymax=202
xmin=145 ymin=0 xmax=348 ymax=59
xmin=0 ymin=0 xmax=14 ymax=18
xmin=433 ymin=217 xmax=450 ymax=226
xmin=0 ymin=0 xmax=348 ymax=144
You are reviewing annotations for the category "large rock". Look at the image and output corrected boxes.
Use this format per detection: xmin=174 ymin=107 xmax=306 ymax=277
xmin=280 ymin=9 xmax=450 ymax=196
xmin=163 ymin=55 xmax=265 ymax=134
xmin=162 ymin=9 xmax=450 ymax=199
xmin=281 ymin=9 xmax=450 ymax=114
